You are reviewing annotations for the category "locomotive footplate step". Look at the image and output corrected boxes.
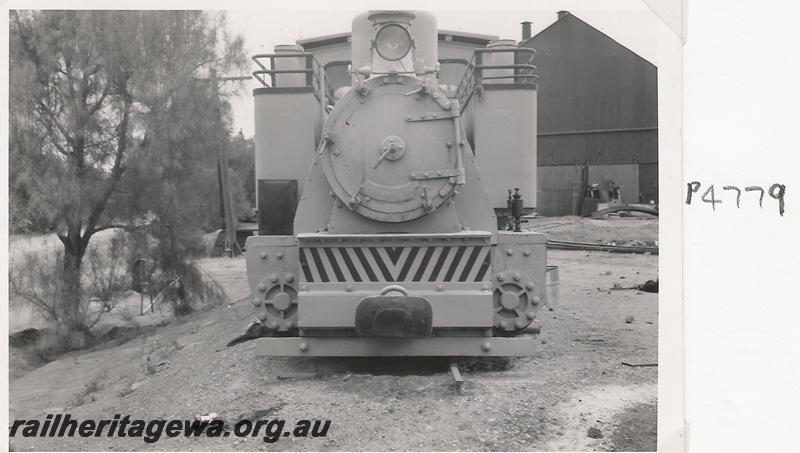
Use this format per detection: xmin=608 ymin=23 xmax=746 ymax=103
xmin=254 ymin=336 xmax=537 ymax=357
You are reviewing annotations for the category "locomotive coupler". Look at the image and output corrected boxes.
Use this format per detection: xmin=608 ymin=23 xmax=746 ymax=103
xmin=355 ymin=285 xmax=433 ymax=337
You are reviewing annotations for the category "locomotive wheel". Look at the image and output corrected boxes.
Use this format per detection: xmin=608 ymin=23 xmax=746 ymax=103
xmin=492 ymin=270 xmax=541 ymax=332
xmin=253 ymin=272 xmax=299 ymax=332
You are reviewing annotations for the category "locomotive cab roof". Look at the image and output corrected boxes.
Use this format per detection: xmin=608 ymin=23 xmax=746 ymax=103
xmin=296 ymin=29 xmax=499 ymax=51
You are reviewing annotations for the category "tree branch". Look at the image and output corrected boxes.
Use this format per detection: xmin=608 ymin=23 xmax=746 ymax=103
xmin=87 ymin=85 xmax=110 ymax=116
xmin=82 ymin=92 xmax=133 ymax=246
xmin=36 ymin=101 xmax=74 ymax=148
xmin=90 ymin=223 xmax=151 ymax=234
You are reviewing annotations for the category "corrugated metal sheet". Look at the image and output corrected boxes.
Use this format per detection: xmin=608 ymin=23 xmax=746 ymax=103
xmin=588 ymin=164 xmax=639 ymax=204
xmin=538 ymin=129 xmax=657 ymax=166
xmin=537 ymin=165 xmax=580 ymax=216
xmin=519 ymin=11 xmax=657 ymax=185
xmin=521 ymin=13 xmax=658 ymax=133
xmin=537 ymin=164 xmax=640 ymax=216
xmin=638 ymin=162 xmax=658 ymax=203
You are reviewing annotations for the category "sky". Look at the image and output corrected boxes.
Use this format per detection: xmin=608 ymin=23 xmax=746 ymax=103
xmin=220 ymin=2 xmax=658 ymax=138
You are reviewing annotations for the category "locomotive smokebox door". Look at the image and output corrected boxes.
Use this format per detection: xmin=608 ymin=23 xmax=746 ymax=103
xmin=355 ymin=287 xmax=433 ymax=337
xmin=319 ymin=74 xmax=467 ymax=223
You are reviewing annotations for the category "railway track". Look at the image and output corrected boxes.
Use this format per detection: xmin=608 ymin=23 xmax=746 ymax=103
xmin=547 ymin=239 xmax=659 ymax=255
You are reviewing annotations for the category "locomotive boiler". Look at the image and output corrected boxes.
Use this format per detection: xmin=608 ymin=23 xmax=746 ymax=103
xmin=245 ymin=10 xmax=549 ymax=356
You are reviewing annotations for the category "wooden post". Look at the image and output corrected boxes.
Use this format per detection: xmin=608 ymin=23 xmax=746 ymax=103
xmin=210 ymin=68 xmax=239 ymax=257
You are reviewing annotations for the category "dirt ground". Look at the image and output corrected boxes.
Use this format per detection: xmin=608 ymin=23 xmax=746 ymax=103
xmin=8 ymin=216 xmax=658 ymax=452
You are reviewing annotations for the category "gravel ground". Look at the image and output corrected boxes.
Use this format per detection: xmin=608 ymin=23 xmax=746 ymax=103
xmin=9 ymin=218 xmax=659 ymax=452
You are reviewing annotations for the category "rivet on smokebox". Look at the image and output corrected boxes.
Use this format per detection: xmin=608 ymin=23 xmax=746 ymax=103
xmin=253 ymin=297 xmax=263 ymax=306
xmin=300 ymin=285 xmax=308 ymax=292
xmin=481 ymin=282 xmax=491 ymax=291
xmin=268 ymin=321 xmax=279 ymax=329
xmin=299 ymin=342 xmax=309 ymax=352
xmin=513 ymin=273 xmax=521 ymax=281
xmin=345 ymin=284 xmax=354 ymax=292
xmin=506 ymin=249 xmax=514 ymax=256
xmin=523 ymin=249 xmax=531 ymax=256
xmin=527 ymin=311 xmax=536 ymax=320
xmin=285 ymin=321 xmax=294 ymax=329
xmin=532 ymin=296 xmax=541 ymax=305
xmin=436 ymin=284 xmax=444 ymax=292
xmin=258 ymin=313 xmax=268 ymax=322
xmin=277 ymin=252 xmax=284 ymax=260
xmin=481 ymin=341 xmax=492 ymax=352
xmin=526 ymin=282 xmax=535 ymax=290
xmin=270 ymin=274 xmax=279 ymax=283
xmin=260 ymin=252 xmax=268 ymax=260
xmin=515 ymin=320 xmax=527 ymax=329
xmin=497 ymin=274 xmax=505 ymax=282
xmin=286 ymin=274 xmax=295 ymax=283
xmin=257 ymin=283 xmax=267 ymax=292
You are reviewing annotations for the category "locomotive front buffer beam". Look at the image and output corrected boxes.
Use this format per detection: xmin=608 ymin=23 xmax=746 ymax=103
xmin=245 ymin=232 xmax=545 ymax=357
xmin=253 ymin=335 xmax=538 ymax=357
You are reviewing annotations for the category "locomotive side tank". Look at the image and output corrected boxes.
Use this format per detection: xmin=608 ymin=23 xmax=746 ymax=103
xmin=246 ymin=11 xmax=548 ymax=356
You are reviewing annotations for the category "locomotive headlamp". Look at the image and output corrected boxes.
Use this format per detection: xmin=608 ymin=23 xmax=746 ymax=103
xmin=375 ymin=24 xmax=412 ymax=61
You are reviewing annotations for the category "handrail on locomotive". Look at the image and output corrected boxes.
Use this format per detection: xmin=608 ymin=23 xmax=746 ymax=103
xmin=251 ymin=46 xmax=538 ymax=113
xmin=252 ymin=52 xmax=334 ymax=105
xmin=454 ymin=47 xmax=538 ymax=110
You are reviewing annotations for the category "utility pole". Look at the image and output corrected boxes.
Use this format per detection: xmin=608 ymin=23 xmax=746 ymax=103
xmin=209 ymin=69 xmax=250 ymax=257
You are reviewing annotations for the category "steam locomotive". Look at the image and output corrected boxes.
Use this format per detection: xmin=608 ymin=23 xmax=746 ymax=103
xmin=245 ymin=10 xmax=551 ymax=356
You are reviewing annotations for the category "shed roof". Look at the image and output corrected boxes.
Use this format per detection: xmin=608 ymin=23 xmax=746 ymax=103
xmin=297 ymin=29 xmax=497 ymax=50
xmin=523 ymin=10 xmax=655 ymax=68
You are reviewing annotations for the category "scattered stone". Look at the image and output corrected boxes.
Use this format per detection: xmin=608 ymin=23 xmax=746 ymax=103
xmin=625 ymin=315 xmax=635 ymax=323
xmin=236 ymin=406 xmax=283 ymax=423
xmin=587 ymin=427 xmax=604 ymax=439
xmin=638 ymin=279 xmax=659 ymax=293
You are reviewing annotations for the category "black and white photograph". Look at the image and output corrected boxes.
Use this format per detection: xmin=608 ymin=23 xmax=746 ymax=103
xmin=5 ymin=1 xmax=685 ymax=451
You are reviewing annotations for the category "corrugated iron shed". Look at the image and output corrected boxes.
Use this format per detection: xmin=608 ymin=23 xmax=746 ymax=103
xmin=520 ymin=11 xmax=659 ymax=213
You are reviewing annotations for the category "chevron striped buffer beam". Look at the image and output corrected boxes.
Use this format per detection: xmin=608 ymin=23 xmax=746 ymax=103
xmin=299 ymin=244 xmax=492 ymax=283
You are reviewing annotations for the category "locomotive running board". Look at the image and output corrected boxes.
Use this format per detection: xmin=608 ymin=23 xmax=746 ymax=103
xmin=253 ymin=336 xmax=537 ymax=357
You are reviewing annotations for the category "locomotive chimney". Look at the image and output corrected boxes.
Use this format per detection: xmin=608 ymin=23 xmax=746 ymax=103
xmin=557 ymin=10 xmax=570 ymax=19
xmin=521 ymin=21 xmax=531 ymax=41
